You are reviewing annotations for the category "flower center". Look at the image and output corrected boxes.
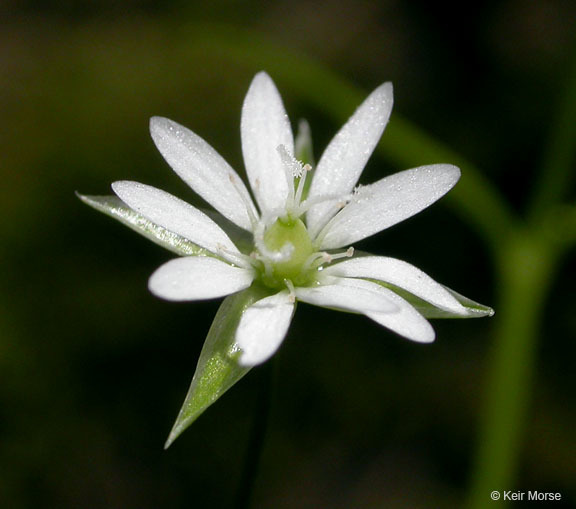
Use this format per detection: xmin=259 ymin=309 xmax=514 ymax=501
xmin=248 ymin=146 xmax=356 ymax=290
xmin=260 ymin=217 xmax=315 ymax=288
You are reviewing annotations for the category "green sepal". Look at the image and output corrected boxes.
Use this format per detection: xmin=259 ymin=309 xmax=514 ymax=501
xmin=77 ymin=193 xmax=254 ymax=256
xmin=433 ymin=286 xmax=495 ymax=318
xmin=376 ymin=280 xmax=494 ymax=319
xmin=294 ymin=119 xmax=315 ymax=202
xmin=294 ymin=119 xmax=315 ymax=167
xmin=164 ymin=284 xmax=271 ymax=449
xmin=77 ymin=194 xmax=207 ymax=256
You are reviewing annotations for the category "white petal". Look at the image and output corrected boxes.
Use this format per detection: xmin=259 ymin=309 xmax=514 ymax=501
xmin=318 ymin=164 xmax=461 ymax=249
xmin=237 ymin=291 xmax=295 ymax=366
xmin=324 ymin=256 xmax=467 ymax=314
xmin=241 ymin=72 xmax=294 ymax=216
xmin=365 ymin=288 xmax=435 ymax=343
xmin=297 ymin=278 xmax=433 ymax=342
xmin=150 ymin=116 xmax=257 ymax=231
xmin=112 ymin=181 xmax=240 ymax=257
xmin=148 ymin=257 xmax=254 ymax=301
xmin=306 ymin=83 xmax=393 ymax=237
xmin=295 ymin=278 xmax=398 ymax=314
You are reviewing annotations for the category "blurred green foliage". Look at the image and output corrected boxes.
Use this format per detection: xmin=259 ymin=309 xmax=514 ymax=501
xmin=1 ymin=1 xmax=575 ymax=508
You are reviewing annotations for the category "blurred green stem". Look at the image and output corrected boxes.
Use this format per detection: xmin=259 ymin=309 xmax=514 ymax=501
xmin=468 ymin=40 xmax=576 ymax=506
xmin=467 ymin=233 xmax=557 ymax=508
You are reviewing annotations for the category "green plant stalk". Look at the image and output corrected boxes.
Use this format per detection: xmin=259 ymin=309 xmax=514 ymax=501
xmin=469 ymin=38 xmax=576 ymax=505
xmin=467 ymin=232 xmax=557 ymax=508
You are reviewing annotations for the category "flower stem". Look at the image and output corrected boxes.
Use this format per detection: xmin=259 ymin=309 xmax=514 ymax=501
xmin=466 ymin=232 xmax=556 ymax=508
xmin=235 ymin=357 xmax=277 ymax=509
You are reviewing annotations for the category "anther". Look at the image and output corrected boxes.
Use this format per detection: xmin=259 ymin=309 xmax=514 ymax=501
xmin=330 ymin=247 xmax=354 ymax=261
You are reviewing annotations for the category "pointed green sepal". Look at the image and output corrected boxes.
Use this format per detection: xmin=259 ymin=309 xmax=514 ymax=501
xmin=294 ymin=119 xmax=315 ymax=203
xmin=78 ymin=193 xmax=254 ymax=256
xmin=164 ymin=284 xmax=271 ymax=448
xmin=294 ymin=119 xmax=315 ymax=167
xmin=77 ymin=194 xmax=208 ymax=256
xmin=383 ymin=282 xmax=494 ymax=319
xmin=435 ymin=286 xmax=495 ymax=318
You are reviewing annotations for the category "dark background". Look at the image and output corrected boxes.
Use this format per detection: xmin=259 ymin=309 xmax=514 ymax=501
xmin=1 ymin=1 xmax=575 ymax=507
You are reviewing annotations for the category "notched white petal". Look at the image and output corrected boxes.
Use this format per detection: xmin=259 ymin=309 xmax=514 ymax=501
xmin=319 ymin=164 xmax=461 ymax=249
xmin=150 ymin=116 xmax=257 ymax=231
xmin=241 ymin=72 xmax=294 ymax=215
xmin=307 ymin=82 xmax=394 ymax=237
xmin=297 ymin=277 xmax=433 ymax=343
xmin=324 ymin=256 xmax=467 ymax=315
xmin=112 ymin=181 xmax=240 ymax=258
xmin=366 ymin=288 xmax=435 ymax=343
xmin=237 ymin=291 xmax=295 ymax=366
xmin=295 ymin=278 xmax=398 ymax=315
xmin=149 ymin=257 xmax=254 ymax=301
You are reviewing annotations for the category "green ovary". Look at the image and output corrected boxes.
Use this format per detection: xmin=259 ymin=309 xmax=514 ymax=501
xmin=261 ymin=218 xmax=315 ymax=287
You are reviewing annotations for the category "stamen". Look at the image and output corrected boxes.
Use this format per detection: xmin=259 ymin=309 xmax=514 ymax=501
xmin=331 ymin=246 xmax=355 ymax=260
xmin=297 ymin=191 xmax=353 ymax=216
xmin=215 ymin=243 xmax=257 ymax=270
xmin=302 ymin=247 xmax=355 ymax=272
xmin=252 ymin=251 xmax=275 ymax=280
xmin=284 ymin=279 xmax=296 ymax=303
xmin=294 ymin=163 xmax=312 ymax=208
xmin=311 ymin=195 xmax=358 ymax=248
xmin=302 ymin=251 xmax=331 ymax=272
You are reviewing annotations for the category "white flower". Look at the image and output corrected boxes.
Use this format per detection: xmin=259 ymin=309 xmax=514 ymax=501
xmin=90 ymin=72 xmax=493 ymax=368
